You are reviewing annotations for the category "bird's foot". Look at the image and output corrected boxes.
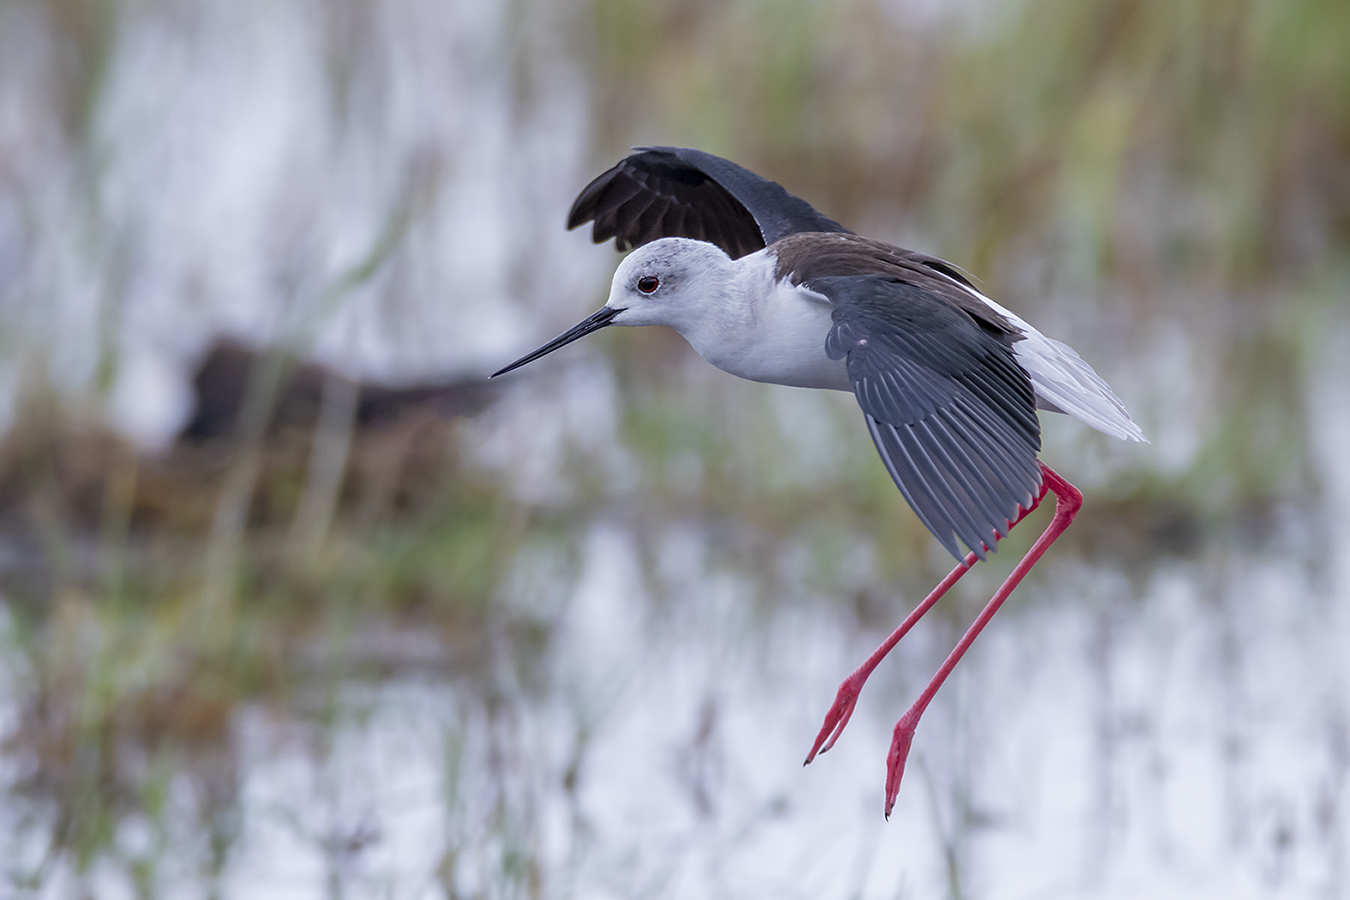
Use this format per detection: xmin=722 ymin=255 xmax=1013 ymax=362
xmin=803 ymin=671 xmax=869 ymax=764
xmin=884 ymin=713 xmax=919 ymax=819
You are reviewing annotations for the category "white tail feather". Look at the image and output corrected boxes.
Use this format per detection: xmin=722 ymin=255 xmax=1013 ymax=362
xmin=977 ymin=295 xmax=1148 ymax=443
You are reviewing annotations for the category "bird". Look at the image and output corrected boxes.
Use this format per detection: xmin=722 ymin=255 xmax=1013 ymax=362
xmin=492 ymin=146 xmax=1146 ymax=817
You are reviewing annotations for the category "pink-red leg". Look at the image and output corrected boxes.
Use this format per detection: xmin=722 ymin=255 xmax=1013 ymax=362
xmin=803 ymin=470 xmax=1055 ymax=765
xmin=882 ymin=463 xmax=1081 ymax=818
xmin=803 ymin=549 xmax=981 ymax=764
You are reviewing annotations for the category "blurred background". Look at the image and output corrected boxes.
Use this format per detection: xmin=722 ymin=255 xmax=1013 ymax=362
xmin=0 ymin=0 xmax=1347 ymax=896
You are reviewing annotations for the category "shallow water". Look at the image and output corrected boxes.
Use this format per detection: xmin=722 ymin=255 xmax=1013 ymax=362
xmin=8 ymin=517 xmax=1345 ymax=899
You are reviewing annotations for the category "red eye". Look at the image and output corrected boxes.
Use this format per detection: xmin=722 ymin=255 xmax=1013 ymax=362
xmin=637 ymin=275 xmax=659 ymax=294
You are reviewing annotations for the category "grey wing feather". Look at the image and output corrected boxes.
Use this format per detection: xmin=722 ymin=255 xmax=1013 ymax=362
xmin=567 ymin=147 xmax=851 ymax=259
xmin=819 ymin=274 xmax=1043 ymax=561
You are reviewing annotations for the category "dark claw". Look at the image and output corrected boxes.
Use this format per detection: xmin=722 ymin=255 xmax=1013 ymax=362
xmin=804 ymin=678 xmax=863 ymax=765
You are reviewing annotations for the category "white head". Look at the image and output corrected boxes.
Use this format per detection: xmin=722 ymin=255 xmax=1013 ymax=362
xmin=491 ymin=237 xmax=738 ymax=377
xmin=603 ymin=238 xmax=737 ymax=329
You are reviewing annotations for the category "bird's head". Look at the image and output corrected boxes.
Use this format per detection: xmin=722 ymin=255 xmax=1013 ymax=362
xmin=492 ymin=238 xmax=735 ymax=377
xmin=603 ymin=238 xmax=735 ymax=327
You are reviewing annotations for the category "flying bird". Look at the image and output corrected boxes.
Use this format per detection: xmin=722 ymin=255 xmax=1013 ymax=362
xmin=493 ymin=146 xmax=1146 ymax=817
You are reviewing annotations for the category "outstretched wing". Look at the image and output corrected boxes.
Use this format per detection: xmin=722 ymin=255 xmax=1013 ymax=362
xmin=816 ymin=273 xmax=1044 ymax=561
xmin=567 ymin=146 xmax=851 ymax=259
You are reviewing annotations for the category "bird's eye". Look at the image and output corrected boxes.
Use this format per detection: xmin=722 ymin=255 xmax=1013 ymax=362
xmin=637 ymin=275 xmax=659 ymax=294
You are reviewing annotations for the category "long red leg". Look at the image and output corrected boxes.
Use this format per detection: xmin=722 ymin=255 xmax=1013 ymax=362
xmin=882 ymin=463 xmax=1081 ymax=817
xmin=803 ymin=548 xmax=982 ymax=764
xmin=803 ymin=468 xmax=1055 ymax=765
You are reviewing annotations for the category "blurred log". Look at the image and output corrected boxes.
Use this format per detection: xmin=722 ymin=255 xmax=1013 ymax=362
xmin=180 ymin=340 xmax=496 ymax=444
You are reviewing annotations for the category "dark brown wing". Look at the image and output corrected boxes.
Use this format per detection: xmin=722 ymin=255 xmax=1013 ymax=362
xmin=567 ymin=147 xmax=851 ymax=259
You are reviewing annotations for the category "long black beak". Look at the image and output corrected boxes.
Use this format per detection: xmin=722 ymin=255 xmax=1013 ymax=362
xmin=490 ymin=305 xmax=621 ymax=378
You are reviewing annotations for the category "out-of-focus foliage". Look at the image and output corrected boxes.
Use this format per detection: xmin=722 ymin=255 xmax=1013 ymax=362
xmin=588 ymin=0 xmax=1350 ymax=287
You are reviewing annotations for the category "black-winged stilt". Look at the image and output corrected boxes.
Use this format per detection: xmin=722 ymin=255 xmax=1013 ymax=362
xmin=493 ymin=147 xmax=1146 ymax=817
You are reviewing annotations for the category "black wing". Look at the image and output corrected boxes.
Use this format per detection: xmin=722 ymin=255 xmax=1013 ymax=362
xmin=567 ymin=146 xmax=852 ymax=259
xmin=816 ymin=274 xmax=1043 ymax=561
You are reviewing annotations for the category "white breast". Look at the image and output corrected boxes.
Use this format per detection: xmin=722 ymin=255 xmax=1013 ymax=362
xmin=675 ymin=253 xmax=853 ymax=392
